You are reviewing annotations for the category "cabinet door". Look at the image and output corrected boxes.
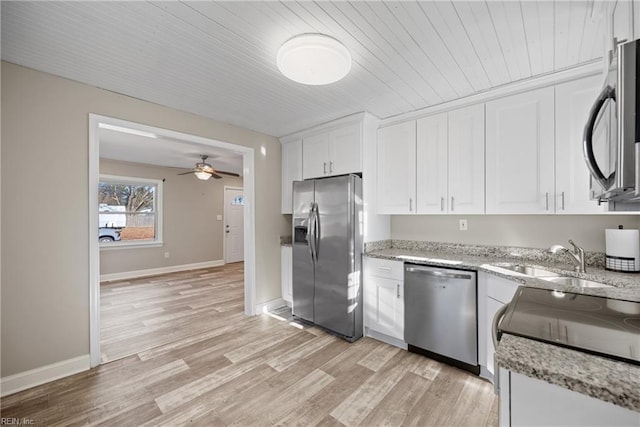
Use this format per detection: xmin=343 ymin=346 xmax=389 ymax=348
xmin=612 ymin=0 xmax=634 ymax=46
xmin=364 ymin=275 xmax=404 ymax=340
xmin=509 ymin=371 xmax=640 ymax=426
xmin=302 ymin=133 xmax=329 ymax=179
xmin=555 ymin=76 xmax=607 ymax=214
xmin=281 ymin=140 xmax=303 ymax=214
xmin=377 ymin=121 xmax=417 ymax=214
xmin=329 ymin=124 xmax=361 ymax=176
xmin=448 ymin=104 xmax=485 ymax=214
xmin=486 ymin=87 xmax=555 ymax=214
xmin=281 ymin=246 xmax=292 ymax=304
xmin=416 ymin=113 xmax=448 ymax=214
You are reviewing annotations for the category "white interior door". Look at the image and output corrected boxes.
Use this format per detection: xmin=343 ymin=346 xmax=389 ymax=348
xmin=224 ymin=187 xmax=244 ymax=263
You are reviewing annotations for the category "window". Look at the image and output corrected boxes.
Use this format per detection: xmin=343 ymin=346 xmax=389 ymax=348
xmin=98 ymin=175 xmax=163 ymax=248
xmin=231 ymin=195 xmax=245 ymax=206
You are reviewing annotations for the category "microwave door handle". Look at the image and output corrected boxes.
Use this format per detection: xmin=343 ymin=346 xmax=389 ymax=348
xmin=583 ymin=85 xmax=616 ymax=190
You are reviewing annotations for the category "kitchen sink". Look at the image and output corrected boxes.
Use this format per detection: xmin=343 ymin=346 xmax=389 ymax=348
xmin=494 ymin=264 xmax=561 ymax=277
xmin=539 ymin=276 xmax=612 ymax=288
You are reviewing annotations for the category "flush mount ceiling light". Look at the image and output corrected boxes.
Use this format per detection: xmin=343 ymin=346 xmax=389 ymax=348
xmin=277 ymin=34 xmax=352 ymax=85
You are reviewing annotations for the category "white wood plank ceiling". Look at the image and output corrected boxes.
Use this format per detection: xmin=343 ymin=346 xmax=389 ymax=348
xmin=2 ymin=1 xmax=603 ymax=137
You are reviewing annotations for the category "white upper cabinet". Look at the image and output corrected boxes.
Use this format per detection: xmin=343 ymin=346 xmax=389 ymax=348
xmin=555 ymin=76 xmax=608 ymax=214
xmin=281 ymin=139 xmax=302 ymax=214
xmin=416 ymin=105 xmax=484 ymax=214
xmin=486 ymin=87 xmax=555 ymax=214
xmin=416 ymin=113 xmax=448 ymax=214
xmin=377 ymin=121 xmax=417 ymax=214
xmin=448 ymin=104 xmax=486 ymax=214
xmin=329 ymin=124 xmax=361 ymax=176
xmin=302 ymin=124 xmax=361 ymax=179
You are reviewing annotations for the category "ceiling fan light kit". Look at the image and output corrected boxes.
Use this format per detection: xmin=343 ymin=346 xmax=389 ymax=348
xmin=177 ymin=155 xmax=241 ymax=180
xmin=277 ymin=33 xmax=351 ymax=85
xmin=194 ymin=170 xmax=212 ymax=181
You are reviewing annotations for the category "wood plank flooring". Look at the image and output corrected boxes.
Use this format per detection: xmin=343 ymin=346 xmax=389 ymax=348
xmin=100 ymin=262 xmax=244 ymax=363
xmin=2 ymin=264 xmax=498 ymax=426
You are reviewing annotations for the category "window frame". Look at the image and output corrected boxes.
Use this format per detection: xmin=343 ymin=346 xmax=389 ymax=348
xmin=98 ymin=174 xmax=164 ymax=250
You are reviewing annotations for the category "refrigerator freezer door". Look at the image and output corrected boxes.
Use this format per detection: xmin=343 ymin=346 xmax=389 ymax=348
xmin=292 ymin=180 xmax=315 ymax=322
xmin=313 ymin=175 xmax=362 ymax=339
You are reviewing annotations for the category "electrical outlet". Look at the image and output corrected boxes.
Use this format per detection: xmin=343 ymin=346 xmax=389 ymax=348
xmin=459 ymin=219 xmax=468 ymax=231
xmin=164 ymin=252 xmax=170 ymax=259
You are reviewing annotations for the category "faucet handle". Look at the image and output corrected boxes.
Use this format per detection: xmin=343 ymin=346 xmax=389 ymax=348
xmin=568 ymin=239 xmax=582 ymax=253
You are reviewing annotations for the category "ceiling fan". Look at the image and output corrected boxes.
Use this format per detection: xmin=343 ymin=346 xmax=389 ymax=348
xmin=177 ymin=155 xmax=240 ymax=180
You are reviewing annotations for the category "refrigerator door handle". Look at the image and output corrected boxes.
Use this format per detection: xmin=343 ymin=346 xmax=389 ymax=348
xmin=312 ymin=203 xmax=320 ymax=261
xmin=307 ymin=203 xmax=316 ymax=262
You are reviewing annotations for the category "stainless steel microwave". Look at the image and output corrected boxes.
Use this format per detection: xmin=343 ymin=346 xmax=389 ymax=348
xmin=583 ymin=39 xmax=639 ymax=203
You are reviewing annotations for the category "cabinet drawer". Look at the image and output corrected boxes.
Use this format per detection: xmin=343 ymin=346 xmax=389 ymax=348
xmin=487 ymin=275 xmax=520 ymax=304
xmin=364 ymin=257 xmax=404 ymax=280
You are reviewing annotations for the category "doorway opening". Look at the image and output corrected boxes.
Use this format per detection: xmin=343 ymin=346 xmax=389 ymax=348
xmin=89 ymin=114 xmax=256 ymax=367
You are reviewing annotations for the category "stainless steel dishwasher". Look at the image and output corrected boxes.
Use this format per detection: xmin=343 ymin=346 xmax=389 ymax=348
xmin=404 ymin=264 xmax=479 ymax=375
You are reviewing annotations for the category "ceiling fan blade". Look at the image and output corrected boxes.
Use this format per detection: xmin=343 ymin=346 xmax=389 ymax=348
xmin=216 ymin=170 xmax=241 ymax=177
xmin=212 ymin=173 xmax=223 ymax=179
xmin=177 ymin=171 xmax=195 ymax=175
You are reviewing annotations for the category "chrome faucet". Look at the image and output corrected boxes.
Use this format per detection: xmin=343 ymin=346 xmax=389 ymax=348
xmin=548 ymin=240 xmax=586 ymax=273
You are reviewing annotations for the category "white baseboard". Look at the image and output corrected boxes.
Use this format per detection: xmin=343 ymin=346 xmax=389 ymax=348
xmin=1 ymin=354 xmax=90 ymax=397
xmin=255 ymin=298 xmax=287 ymax=314
xmin=100 ymin=259 xmax=225 ymax=282
xmin=365 ymin=328 xmax=408 ymax=350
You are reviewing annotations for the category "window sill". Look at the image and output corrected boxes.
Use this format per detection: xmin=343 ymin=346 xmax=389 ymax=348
xmin=100 ymin=241 xmax=164 ymax=251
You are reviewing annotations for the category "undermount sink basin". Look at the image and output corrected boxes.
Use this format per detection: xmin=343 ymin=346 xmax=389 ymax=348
xmin=494 ymin=264 xmax=561 ymax=277
xmin=540 ymin=276 xmax=612 ymax=288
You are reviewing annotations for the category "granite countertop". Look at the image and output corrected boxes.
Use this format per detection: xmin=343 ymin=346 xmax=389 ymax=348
xmin=364 ymin=240 xmax=640 ymax=412
xmin=496 ymin=334 xmax=640 ymax=412
xmin=365 ymin=246 xmax=640 ymax=302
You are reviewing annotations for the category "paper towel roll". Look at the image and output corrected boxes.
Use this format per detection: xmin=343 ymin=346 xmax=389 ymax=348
xmin=605 ymin=228 xmax=640 ymax=272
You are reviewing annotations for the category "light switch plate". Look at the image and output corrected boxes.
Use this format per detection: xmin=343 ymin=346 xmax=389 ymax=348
xmin=459 ymin=219 xmax=468 ymax=231
xmin=217 ymin=215 xmax=223 ymax=221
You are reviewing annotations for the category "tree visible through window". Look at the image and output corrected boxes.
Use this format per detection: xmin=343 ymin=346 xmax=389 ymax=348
xmin=98 ymin=175 xmax=163 ymax=245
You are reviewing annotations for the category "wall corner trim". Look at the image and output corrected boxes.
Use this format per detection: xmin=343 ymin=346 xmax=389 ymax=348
xmin=100 ymin=260 xmax=225 ymax=282
xmin=254 ymin=298 xmax=287 ymax=315
xmin=1 ymin=354 xmax=90 ymax=397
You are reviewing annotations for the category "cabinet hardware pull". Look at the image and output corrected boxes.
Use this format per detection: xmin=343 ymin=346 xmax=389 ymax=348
xmin=323 ymin=162 xmax=327 ymax=174
xmin=440 ymin=197 xmax=445 ymax=211
xmin=409 ymin=198 xmax=413 ymax=212
xmin=396 ymin=283 xmax=400 ymax=298
xmin=329 ymin=161 xmax=333 ymax=173
xmin=561 ymin=191 xmax=565 ymax=210
xmin=545 ymin=192 xmax=549 ymax=211
xmin=378 ymin=267 xmax=391 ymax=271
xmin=451 ymin=197 xmax=455 ymax=212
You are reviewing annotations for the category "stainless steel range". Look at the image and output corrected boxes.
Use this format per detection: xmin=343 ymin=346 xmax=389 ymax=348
xmin=498 ymin=287 xmax=640 ymax=366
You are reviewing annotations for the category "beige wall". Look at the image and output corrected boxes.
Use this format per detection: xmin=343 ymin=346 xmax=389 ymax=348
xmin=99 ymin=159 xmax=243 ymax=275
xmin=1 ymin=61 xmax=288 ymax=377
xmin=391 ymin=215 xmax=640 ymax=252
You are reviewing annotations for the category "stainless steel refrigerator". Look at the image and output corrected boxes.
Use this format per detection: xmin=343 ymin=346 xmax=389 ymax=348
xmin=292 ymin=174 xmax=363 ymax=342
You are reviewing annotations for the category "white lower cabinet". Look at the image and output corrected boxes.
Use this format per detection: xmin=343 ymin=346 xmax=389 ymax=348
xmin=500 ymin=369 xmax=640 ymax=427
xmin=478 ymin=273 xmax=520 ymax=381
xmin=363 ymin=257 xmax=405 ymax=345
xmin=281 ymin=246 xmax=292 ymax=304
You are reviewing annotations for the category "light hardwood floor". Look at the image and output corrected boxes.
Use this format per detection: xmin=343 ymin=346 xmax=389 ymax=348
xmin=1 ymin=264 xmax=498 ymax=426
xmin=100 ymin=262 xmax=245 ymax=362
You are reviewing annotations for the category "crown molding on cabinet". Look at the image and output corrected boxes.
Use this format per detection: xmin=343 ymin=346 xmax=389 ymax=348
xmin=379 ymin=60 xmax=604 ymax=128
xmin=279 ymin=111 xmax=380 ymax=144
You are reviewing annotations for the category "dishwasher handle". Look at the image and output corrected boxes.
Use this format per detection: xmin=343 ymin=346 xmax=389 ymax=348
xmin=405 ymin=266 xmax=472 ymax=280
